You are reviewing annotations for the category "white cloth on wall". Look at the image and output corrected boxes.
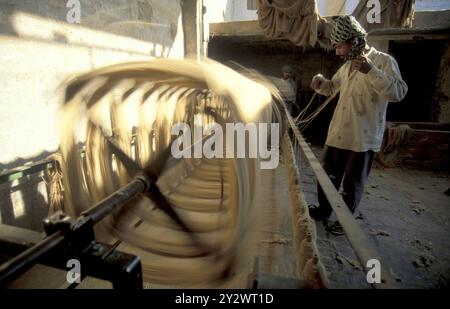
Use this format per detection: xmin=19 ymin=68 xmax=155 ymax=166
xmin=256 ymin=0 xmax=415 ymax=49
xmin=257 ymin=0 xmax=323 ymax=47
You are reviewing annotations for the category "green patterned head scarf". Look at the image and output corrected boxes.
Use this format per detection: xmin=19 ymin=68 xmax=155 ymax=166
xmin=330 ymin=15 xmax=367 ymax=60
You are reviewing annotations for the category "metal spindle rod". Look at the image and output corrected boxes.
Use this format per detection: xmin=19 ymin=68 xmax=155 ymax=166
xmin=82 ymin=174 xmax=151 ymax=224
xmin=0 ymin=175 xmax=151 ymax=288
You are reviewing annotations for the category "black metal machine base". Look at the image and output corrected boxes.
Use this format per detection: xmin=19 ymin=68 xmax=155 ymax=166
xmin=0 ymin=175 xmax=150 ymax=289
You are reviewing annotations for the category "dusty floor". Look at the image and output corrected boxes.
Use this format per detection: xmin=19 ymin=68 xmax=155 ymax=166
xmin=300 ymin=145 xmax=450 ymax=289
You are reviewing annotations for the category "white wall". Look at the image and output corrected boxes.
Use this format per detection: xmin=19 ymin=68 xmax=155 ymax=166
xmin=0 ymin=0 xmax=185 ymax=168
xmin=415 ymin=0 xmax=450 ymax=11
xmin=204 ymin=0 xmax=361 ymax=22
xmin=204 ymin=0 xmax=228 ymax=45
xmin=225 ymin=0 xmax=258 ymax=21
xmin=204 ymin=0 xmax=450 ymax=24
xmin=319 ymin=0 xmax=450 ymax=15
xmin=317 ymin=0 xmax=358 ymax=16
xmin=204 ymin=0 xmax=256 ymax=24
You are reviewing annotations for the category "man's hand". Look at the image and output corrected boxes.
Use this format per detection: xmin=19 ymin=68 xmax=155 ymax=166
xmin=351 ymin=55 xmax=373 ymax=74
xmin=311 ymin=74 xmax=325 ymax=91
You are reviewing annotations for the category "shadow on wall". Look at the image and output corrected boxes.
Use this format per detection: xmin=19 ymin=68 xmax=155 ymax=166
xmin=0 ymin=0 xmax=182 ymax=58
xmin=0 ymin=0 xmax=183 ymax=175
xmin=0 ymin=151 xmax=55 ymax=173
xmin=0 ymin=151 xmax=57 ymax=232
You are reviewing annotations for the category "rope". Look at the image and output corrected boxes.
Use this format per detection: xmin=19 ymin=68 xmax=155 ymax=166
xmin=295 ymin=89 xmax=339 ymax=132
xmin=281 ymin=127 xmax=329 ymax=289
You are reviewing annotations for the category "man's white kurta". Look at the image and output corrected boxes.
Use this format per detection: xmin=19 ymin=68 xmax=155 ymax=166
xmin=315 ymin=47 xmax=408 ymax=152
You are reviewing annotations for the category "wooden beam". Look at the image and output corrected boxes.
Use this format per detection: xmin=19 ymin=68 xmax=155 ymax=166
xmin=209 ymin=20 xmax=263 ymax=37
xmin=368 ymin=28 xmax=450 ymax=41
xmin=369 ymin=33 xmax=450 ymax=41
xmin=286 ymin=115 xmax=399 ymax=289
xmin=182 ymin=0 xmax=201 ymax=57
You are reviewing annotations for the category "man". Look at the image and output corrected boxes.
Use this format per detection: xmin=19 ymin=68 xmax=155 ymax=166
xmin=308 ymin=15 xmax=408 ymax=235
xmin=282 ymin=65 xmax=298 ymax=116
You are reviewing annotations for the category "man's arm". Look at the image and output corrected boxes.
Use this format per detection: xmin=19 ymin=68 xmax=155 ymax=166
xmin=311 ymin=67 xmax=343 ymax=96
xmin=366 ymin=55 xmax=408 ymax=102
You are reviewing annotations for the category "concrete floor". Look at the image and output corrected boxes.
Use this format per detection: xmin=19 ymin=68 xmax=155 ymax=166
xmin=300 ymin=145 xmax=450 ymax=289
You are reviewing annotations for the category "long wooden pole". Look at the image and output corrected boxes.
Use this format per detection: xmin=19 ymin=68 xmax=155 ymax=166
xmin=286 ymin=115 xmax=398 ymax=289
